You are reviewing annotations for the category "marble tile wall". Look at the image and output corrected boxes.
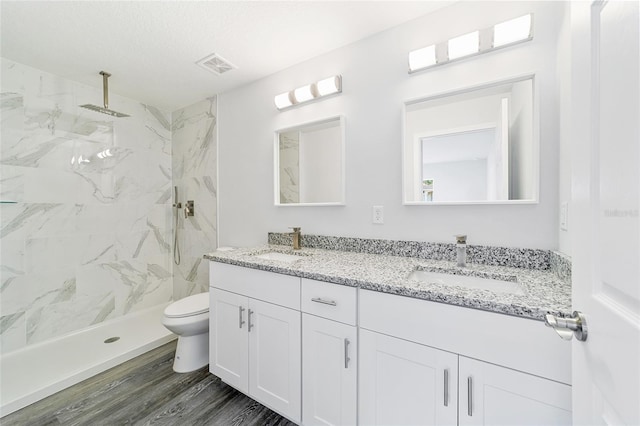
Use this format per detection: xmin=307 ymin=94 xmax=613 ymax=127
xmin=0 ymin=58 xmax=173 ymax=354
xmin=278 ymin=131 xmax=299 ymax=204
xmin=171 ymin=97 xmax=217 ymax=299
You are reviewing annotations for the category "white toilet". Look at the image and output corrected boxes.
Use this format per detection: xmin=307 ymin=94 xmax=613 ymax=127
xmin=161 ymin=292 xmax=210 ymax=373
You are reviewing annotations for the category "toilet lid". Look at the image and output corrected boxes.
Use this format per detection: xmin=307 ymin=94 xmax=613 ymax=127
xmin=164 ymin=293 xmax=209 ymax=318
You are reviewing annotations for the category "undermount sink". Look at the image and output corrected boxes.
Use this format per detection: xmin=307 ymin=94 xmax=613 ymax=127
xmin=253 ymin=251 xmax=305 ymax=263
xmin=408 ymin=269 xmax=525 ymax=295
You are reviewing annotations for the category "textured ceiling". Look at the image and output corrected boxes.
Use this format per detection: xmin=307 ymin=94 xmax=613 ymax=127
xmin=1 ymin=1 xmax=452 ymax=112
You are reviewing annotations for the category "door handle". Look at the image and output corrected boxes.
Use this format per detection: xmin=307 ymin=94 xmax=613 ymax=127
xmin=467 ymin=376 xmax=473 ymax=416
xmin=311 ymin=297 xmax=337 ymax=306
xmin=238 ymin=306 xmax=245 ymax=329
xmin=544 ymin=311 xmax=588 ymax=341
xmin=344 ymin=338 xmax=350 ymax=368
xmin=444 ymin=369 xmax=449 ymax=407
xmin=248 ymin=309 xmax=254 ymax=332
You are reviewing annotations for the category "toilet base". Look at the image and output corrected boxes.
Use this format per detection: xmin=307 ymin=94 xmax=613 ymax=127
xmin=172 ymin=332 xmax=209 ymax=373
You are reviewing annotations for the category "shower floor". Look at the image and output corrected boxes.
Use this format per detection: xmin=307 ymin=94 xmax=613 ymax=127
xmin=0 ymin=303 xmax=175 ymax=416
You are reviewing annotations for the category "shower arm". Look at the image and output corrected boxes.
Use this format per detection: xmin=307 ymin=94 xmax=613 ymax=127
xmin=100 ymin=71 xmax=111 ymax=109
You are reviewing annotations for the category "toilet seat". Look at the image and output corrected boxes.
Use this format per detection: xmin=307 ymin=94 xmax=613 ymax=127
xmin=164 ymin=293 xmax=209 ymax=318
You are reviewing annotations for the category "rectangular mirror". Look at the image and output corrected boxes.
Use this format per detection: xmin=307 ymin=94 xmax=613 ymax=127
xmin=275 ymin=116 xmax=345 ymax=206
xmin=403 ymin=76 xmax=537 ymax=204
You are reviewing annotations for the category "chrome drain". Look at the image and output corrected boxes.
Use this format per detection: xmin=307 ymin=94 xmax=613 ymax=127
xmin=104 ymin=336 xmax=120 ymax=344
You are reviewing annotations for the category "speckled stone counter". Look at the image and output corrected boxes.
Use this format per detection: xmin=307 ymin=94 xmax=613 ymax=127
xmin=204 ymin=243 xmax=571 ymax=322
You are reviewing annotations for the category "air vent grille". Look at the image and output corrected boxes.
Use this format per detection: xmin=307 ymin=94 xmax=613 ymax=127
xmin=196 ymin=53 xmax=237 ymax=75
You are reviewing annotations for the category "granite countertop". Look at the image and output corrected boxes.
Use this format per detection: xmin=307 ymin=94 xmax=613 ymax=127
xmin=204 ymin=245 xmax=571 ymax=321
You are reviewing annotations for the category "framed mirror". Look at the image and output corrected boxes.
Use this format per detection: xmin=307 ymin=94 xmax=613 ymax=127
xmin=403 ymin=75 xmax=537 ymax=204
xmin=275 ymin=116 xmax=345 ymax=206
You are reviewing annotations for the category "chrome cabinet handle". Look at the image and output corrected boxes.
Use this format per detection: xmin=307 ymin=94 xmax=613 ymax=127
xmin=545 ymin=311 xmax=588 ymax=341
xmin=248 ymin=309 xmax=254 ymax=332
xmin=467 ymin=376 xmax=473 ymax=416
xmin=238 ymin=306 xmax=245 ymax=329
xmin=311 ymin=297 xmax=337 ymax=306
xmin=344 ymin=338 xmax=350 ymax=368
xmin=444 ymin=369 xmax=449 ymax=407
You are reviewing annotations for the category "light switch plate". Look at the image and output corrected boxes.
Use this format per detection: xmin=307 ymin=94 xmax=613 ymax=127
xmin=372 ymin=205 xmax=384 ymax=224
xmin=560 ymin=202 xmax=568 ymax=231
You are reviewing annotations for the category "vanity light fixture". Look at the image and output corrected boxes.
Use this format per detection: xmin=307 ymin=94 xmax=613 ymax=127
xmin=408 ymin=13 xmax=533 ymax=73
xmin=274 ymin=75 xmax=342 ymax=110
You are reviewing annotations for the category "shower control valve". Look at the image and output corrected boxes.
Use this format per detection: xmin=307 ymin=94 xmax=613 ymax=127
xmin=184 ymin=200 xmax=195 ymax=218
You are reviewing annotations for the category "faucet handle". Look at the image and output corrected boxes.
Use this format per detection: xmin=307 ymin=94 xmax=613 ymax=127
xmin=455 ymin=234 xmax=467 ymax=244
xmin=289 ymin=227 xmax=301 ymax=232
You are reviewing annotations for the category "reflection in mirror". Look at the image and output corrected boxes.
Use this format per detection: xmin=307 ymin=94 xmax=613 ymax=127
xmin=403 ymin=76 xmax=536 ymax=204
xmin=275 ymin=116 xmax=345 ymax=205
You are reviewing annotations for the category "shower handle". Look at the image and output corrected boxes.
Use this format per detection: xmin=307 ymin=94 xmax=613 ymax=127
xmin=184 ymin=200 xmax=195 ymax=218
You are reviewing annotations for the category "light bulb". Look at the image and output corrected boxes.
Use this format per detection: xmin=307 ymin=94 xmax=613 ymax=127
xmin=316 ymin=76 xmax=341 ymax=96
xmin=274 ymin=92 xmax=293 ymax=109
xmin=409 ymin=45 xmax=437 ymax=71
xmin=448 ymin=31 xmax=479 ymax=60
xmin=294 ymin=85 xmax=314 ymax=103
xmin=493 ymin=14 xmax=532 ymax=47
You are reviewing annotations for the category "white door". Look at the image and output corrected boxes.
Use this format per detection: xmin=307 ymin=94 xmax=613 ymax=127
xmin=359 ymin=329 xmax=458 ymax=426
xmin=248 ymin=298 xmax=301 ymax=423
xmin=571 ymin=1 xmax=640 ymax=424
xmin=210 ymin=288 xmax=249 ymax=393
xmin=458 ymin=356 xmax=571 ymax=426
xmin=302 ymin=314 xmax=357 ymax=426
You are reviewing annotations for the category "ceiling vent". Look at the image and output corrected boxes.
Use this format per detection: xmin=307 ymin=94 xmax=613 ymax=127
xmin=196 ymin=53 xmax=237 ymax=75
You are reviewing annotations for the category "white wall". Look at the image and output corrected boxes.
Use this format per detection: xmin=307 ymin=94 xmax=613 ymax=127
xmin=218 ymin=1 xmax=566 ymax=249
xmin=424 ymin=160 xmax=488 ymax=202
xmin=509 ymin=79 xmax=535 ymax=199
xmin=557 ymin=2 xmax=572 ymax=256
xmin=299 ymin=125 xmax=342 ymax=203
xmin=404 ymin=92 xmax=504 ymax=201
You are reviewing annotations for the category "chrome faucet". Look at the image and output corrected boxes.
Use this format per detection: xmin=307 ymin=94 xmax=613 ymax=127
xmin=290 ymin=227 xmax=302 ymax=250
xmin=455 ymin=235 xmax=467 ymax=267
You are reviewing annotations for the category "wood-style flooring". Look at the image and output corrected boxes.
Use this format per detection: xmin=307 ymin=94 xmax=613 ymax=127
xmin=2 ymin=341 xmax=296 ymax=426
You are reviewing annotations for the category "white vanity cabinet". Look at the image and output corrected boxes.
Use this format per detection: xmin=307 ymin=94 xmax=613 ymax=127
xmin=359 ymin=289 xmax=572 ymax=426
xmin=301 ymin=279 xmax=357 ymax=426
xmin=359 ymin=329 xmax=458 ymax=426
xmin=458 ymin=356 xmax=572 ymax=426
xmin=209 ymin=262 xmax=301 ymax=423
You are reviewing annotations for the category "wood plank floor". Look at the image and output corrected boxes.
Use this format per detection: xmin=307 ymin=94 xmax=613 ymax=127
xmin=2 ymin=341 xmax=296 ymax=426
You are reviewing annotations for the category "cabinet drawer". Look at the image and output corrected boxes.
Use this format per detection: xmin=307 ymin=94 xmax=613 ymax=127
xmin=359 ymin=289 xmax=571 ymax=385
xmin=210 ymin=261 xmax=300 ymax=310
xmin=301 ymin=279 xmax=357 ymax=325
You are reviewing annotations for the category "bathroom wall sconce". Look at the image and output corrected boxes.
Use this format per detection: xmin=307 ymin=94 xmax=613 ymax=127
xmin=274 ymin=75 xmax=342 ymax=110
xmin=408 ymin=14 xmax=533 ymax=74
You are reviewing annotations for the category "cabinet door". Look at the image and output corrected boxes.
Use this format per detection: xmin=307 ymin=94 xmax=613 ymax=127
xmin=359 ymin=329 xmax=458 ymax=426
xmin=248 ymin=298 xmax=301 ymax=423
xmin=210 ymin=288 xmax=249 ymax=393
xmin=459 ymin=356 xmax=572 ymax=426
xmin=302 ymin=314 xmax=357 ymax=426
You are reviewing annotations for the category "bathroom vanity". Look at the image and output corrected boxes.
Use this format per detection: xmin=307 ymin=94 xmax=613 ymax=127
xmin=206 ymin=237 xmax=572 ymax=426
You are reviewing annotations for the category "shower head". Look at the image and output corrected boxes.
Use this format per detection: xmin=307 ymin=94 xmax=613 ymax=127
xmin=80 ymin=71 xmax=130 ymax=118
